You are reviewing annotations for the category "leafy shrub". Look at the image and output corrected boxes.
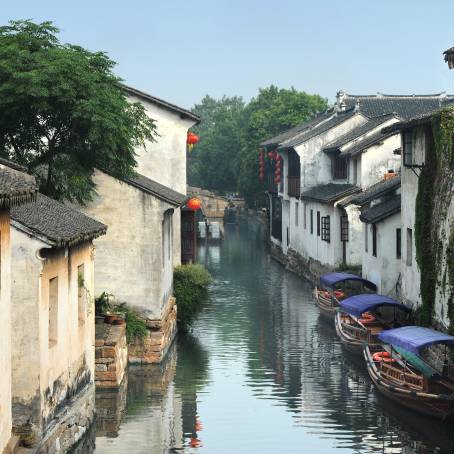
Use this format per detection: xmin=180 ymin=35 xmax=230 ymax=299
xmin=115 ymin=303 xmax=148 ymax=344
xmin=95 ymin=291 xmax=113 ymax=315
xmin=174 ymin=264 xmax=212 ymax=331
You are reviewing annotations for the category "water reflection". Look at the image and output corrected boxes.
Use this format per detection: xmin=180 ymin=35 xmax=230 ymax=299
xmin=92 ymin=221 xmax=454 ymax=453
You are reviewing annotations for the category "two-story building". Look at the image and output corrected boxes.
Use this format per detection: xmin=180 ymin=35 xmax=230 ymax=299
xmin=262 ymin=91 xmax=453 ymax=282
xmin=80 ymin=85 xmax=200 ymax=363
xmin=0 ymin=163 xmax=37 ymax=454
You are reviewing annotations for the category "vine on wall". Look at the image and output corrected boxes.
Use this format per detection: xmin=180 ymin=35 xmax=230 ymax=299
xmin=415 ymin=107 xmax=454 ymax=331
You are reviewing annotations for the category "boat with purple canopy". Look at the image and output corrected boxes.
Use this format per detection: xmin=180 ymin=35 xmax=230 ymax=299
xmin=314 ymin=272 xmax=377 ymax=320
xmin=364 ymin=326 xmax=454 ymax=419
xmin=335 ymin=294 xmax=412 ymax=355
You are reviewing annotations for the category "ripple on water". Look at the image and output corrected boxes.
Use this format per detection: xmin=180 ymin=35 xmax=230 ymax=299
xmin=93 ymin=225 xmax=454 ymax=454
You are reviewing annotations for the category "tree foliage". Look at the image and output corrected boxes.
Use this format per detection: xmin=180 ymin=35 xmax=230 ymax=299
xmin=188 ymin=86 xmax=328 ymax=206
xmin=0 ymin=20 xmax=157 ymax=203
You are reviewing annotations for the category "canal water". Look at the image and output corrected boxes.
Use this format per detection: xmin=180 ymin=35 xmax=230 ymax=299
xmin=91 ymin=221 xmax=454 ymax=454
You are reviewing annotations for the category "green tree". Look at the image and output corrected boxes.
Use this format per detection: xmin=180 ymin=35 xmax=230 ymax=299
xmin=238 ymin=86 xmax=328 ymax=206
xmin=188 ymin=86 xmax=328 ymax=206
xmin=0 ymin=20 xmax=156 ymax=203
xmin=188 ymin=95 xmax=245 ymax=193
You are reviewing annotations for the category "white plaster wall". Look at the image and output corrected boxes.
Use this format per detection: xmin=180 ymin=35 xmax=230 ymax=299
xmin=362 ymin=212 xmax=401 ymax=297
xmin=127 ymin=94 xmax=197 ymax=195
xmin=400 ymin=126 xmax=425 ymax=307
xmin=81 ymin=170 xmax=175 ymax=318
xmin=359 ymin=135 xmax=401 ymax=188
xmin=10 ymin=229 xmax=95 ymax=432
xmin=344 ymin=204 xmax=363 ymax=266
xmin=290 ymin=201 xmax=343 ymax=267
xmin=295 ymin=113 xmax=368 ymax=189
xmin=0 ymin=211 xmax=12 ymax=452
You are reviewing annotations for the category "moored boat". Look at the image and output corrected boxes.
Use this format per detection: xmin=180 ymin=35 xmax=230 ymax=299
xmin=335 ymin=294 xmax=412 ymax=355
xmin=364 ymin=326 xmax=454 ymax=419
xmin=314 ymin=272 xmax=377 ymax=320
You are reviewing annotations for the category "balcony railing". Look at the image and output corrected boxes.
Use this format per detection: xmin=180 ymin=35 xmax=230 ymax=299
xmin=287 ymin=176 xmax=301 ymax=198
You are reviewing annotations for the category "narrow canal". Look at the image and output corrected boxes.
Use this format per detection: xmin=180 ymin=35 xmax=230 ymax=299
xmin=91 ymin=220 xmax=454 ymax=454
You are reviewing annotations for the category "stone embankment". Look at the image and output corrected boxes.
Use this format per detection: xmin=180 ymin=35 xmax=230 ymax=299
xmin=95 ymin=323 xmax=128 ymax=388
xmin=129 ymin=297 xmax=177 ymax=364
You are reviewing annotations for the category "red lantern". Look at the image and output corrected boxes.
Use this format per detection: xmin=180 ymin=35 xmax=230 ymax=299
xmin=187 ymin=132 xmax=199 ymax=145
xmin=275 ymin=168 xmax=281 ymax=176
xmin=276 ymin=154 xmax=282 ymax=162
xmin=187 ymin=197 xmax=202 ymax=211
xmin=268 ymin=151 xmax=274 ymax=159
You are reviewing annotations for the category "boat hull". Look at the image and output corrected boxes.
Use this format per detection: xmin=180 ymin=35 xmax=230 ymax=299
xmin=363 ymin=345 xmax=454 ymax=420
xmin=314 ymin=288 xmax=337 ymax=321
xmin=334 ymin=311 xmax=364 ymax=356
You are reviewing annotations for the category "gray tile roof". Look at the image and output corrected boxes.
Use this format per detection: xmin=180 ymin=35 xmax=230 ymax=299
xmin=0 ymin=165 xmax=37 ymax=208
xmin=260 ymin=111 xmax=333 ymax=147
xmin=261 ymin=92 xmax=454 ymax=151
xmin=279 ymin=110 xmax=359 ymax=149
xmin=300 ymin=183 xmax=360 ymax=203
xmin=339 ymin=129 xmax=397 ymax=157
xmin=11 ymin=194 xmax=107 ymax=247
xmin=125 ymin=173 xmax=187 ymax=207
xmin=121 ymin=84 xmax=200 ymax=123
xmin=323 ymin=114 xmax=396 ymax=152
xmin=340 ymin=176 xmax=401 ymax=207
xmin=360 ymin=194 xmax=401 ymax=224
xmin=343 ymin=93 xmax=454 ymax=120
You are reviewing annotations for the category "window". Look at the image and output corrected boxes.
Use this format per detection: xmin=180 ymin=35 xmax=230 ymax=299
xmin=310 ymin=209 xmax=314 ymax=234
xmin=340 ymin=215 xmax=349 ymax=242
xmin=317 ymin=211 xmax=321 ymax=236
xmin=365 ymin=224 xmax=368 ymax=253
xmin=353 ymin=159 xmax=358 ymax=185
xmin=321 ymin=216 xmax=330 ymax=242
xmin=77 ymin=264 xmax=85 ymax=326
xmin=403 ymin=131 xmax=413 ymax=166
xmin=162 ymin=210 xmax=173 ymax=267
xmin=286 ymin=227 xmax=289 ymax=246
xmin=295 ymin=202 xmax=299 ymax=227
xmin=406 ymin=228 xmax=413 ymax=266
xmin=372 ymin=224 xmax=377 ymax=257
xmin=396 ymin=228 xmax=402 ymax=259
xmin=303 ymin=203 xmax=307 ymax=229
xmin=333 ymin=156 xmax=348 ymax=179
xmin=49 ymin=277 xmax=58 ymax=347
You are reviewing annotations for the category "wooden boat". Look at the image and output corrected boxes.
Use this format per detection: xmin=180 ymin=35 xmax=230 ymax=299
xmin=364 ymin=326 xmax=454 ymax=419
xmin=335 ymin=294 xmax=412 ymax=355
xmin=314 ymin=272 xmax=376 ymax=321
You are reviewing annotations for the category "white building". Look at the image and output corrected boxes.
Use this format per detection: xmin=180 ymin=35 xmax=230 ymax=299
xmin=0 ymin=164 xmax=37 ymax=454
xmin=80 ymin=85 xmax=200 ymax=363
xmin=354 ymin=176 xmax=402 ymax=297
xmin=10 ymin=194 xmax=106 ymax=451
xmin=262 ymin=92 xmax=452 ymax=281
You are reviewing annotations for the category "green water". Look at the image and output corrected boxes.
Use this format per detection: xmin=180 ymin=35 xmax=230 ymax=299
xmin=89 ymin=222 xmax=454 ymax=454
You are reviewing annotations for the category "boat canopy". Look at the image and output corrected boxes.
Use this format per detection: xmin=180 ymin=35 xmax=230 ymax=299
xmin=320 ymin=272 xmax=377 ymax=290
xmin=339 ymin=294 xmax=410 ymax=317
xmin=379 ymin=326 xmax=454 ymax=355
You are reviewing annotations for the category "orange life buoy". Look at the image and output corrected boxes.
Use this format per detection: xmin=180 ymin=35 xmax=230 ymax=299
xmin=324 ymin=291 xmax=331 ymax=298
xmin=359 ymin=312 xmax=376 ymax=324
xmin=372 ymin=351 xmax=395 ymax=363
xmin=334 ymin=290 xmax=345 ymax=299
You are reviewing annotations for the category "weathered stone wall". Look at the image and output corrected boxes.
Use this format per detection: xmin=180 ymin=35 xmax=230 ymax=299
xmin=0 ymin=210 xmax=12 ymax=453
xmin=10 ymin=230 xmax=95 ymax=447
xmin=129 ymin=297 xmax=177 ymax=364
xmin=95 ymin=323 xmax=128 ymax=388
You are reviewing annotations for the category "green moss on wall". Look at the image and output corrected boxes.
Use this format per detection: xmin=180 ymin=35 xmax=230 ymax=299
xmin=415 ymin=107 xmax=454 ymax=330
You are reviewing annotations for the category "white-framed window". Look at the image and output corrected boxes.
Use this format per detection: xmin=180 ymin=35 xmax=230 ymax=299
xmin=403 ymin=131 xmax=413 ymax=166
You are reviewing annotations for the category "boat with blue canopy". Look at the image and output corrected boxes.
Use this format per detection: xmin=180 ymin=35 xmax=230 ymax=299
xmin=364 ymin=326 xmax=454 ymax=419
xmin=335 ymin=294 xmax=412 ymax=355
xmin=314 ymin=272 xmax=377 ymax=320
